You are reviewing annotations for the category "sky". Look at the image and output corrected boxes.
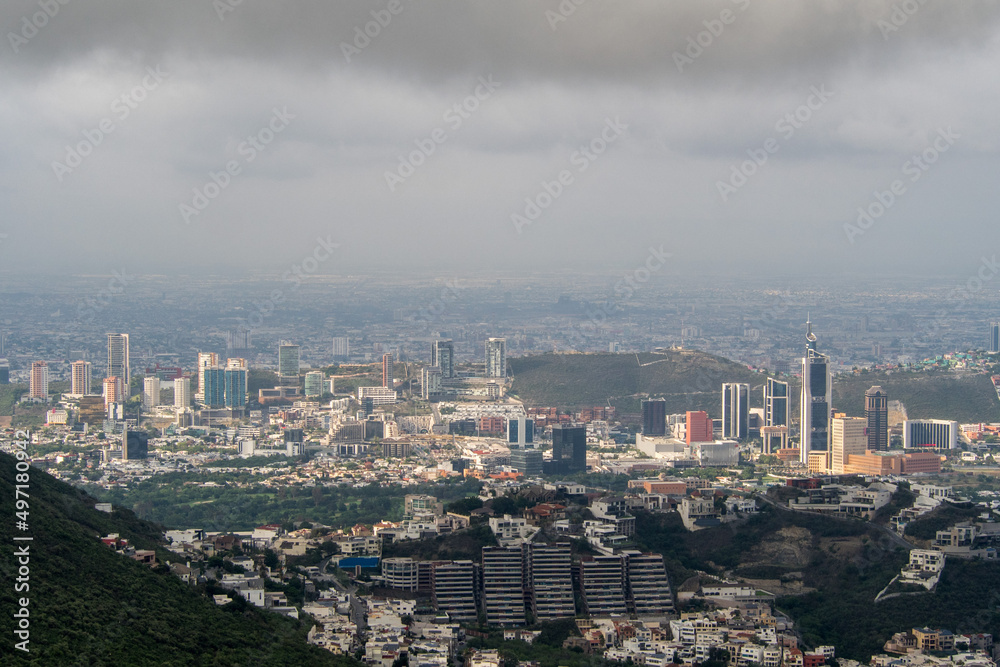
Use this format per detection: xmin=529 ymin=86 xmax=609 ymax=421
xmin=2 ymin=0 xmax=1000 ymax=280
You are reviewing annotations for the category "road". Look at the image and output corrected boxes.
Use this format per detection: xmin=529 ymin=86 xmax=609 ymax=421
xmin=319 ymin=556 xmax=366 ymax=631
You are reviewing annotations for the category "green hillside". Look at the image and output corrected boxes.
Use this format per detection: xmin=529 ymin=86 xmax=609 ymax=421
xmin=0 ymin=453 xmax=361 ymax=666
xmin=508 ymin=352 xmax=999 ymax=423
xmin=508 ymin=350 xmax=766 ymax=415
xmin=832 ymin=369 xmax=999 ymax=422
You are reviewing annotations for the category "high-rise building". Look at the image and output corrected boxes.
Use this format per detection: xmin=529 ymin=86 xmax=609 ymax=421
xmin=432 ymin=561 xmax=478 ymax=623
xmin=431 ymin=340 xmax=455 ymax=378
xmin=991 ymin=322 xmax=1000 ymax=354
xmin=71 ymin=360 xmax=92 ymax=395
xmin=103 ymin=376 xmax=122 ymax=407
xmin=526 ymin=543 xmax=575 ymax=622
xmin=225 ymin=357 xmax=247 ymax=370
xmin=0 ymin=359 xmax=9 ymax=385
xmin=903 ymin=419 xmax=959 ymax=450
xmin=78 ymin=395 xmax=105 ymax=425
xmin=285 ymin=428 xmax=304 ymax=456
xmin=721 ymin=383 xmax=749 ymax=440
xmin=481 ymin=547 xmax=525 ymax=626
xmin=685 ymin=410 xmax=713 ymax=444
xmin=800 ymin=318 xmax=832 ymax=465
xmin=195 ymin=352 xmax=218 ymax=402
xmin=29 ymin=361 xmax=48 ymax=400
xmin=202 ymin=367 xmax=226 ymax=407
xmin=382 ymin=558 xmax=421 ymax=592
xmin=830 ymin=415 xmax=867 ymax=474
xmin=509 ymin=447 xmax=542 ymax=478
xmin=304 ymin=371 xmax=325 ymax=397
xmin=580 ymin=555 xmax=628 ymax=617
xmin=421 ymin=366 xmax=442 ymax=399
xmin=277 ymin=343 xmax=300 ymax=378
xmin=174 ymin=377 xmax=191 ymax=409
xmin=382 ymin=353 xmax=394 ymax=389
xmin=224 ymin=368 xmax=248 ymax=408
xmin=764 ymin=377 xmax=789 ymax=427
xmin=865 ymin=385 xmax=889 ymax=451
xmin=357 ymin=386 xmax=397 ymax=405
xmin=332 ymin=337 xmax=350 ymax=359
xmin=551 ymin=424 xmax=587 ymax=473
xmin=508 ymin=417 xmax=534 ymax=446
xmin=122 ymin=425 xmax=148 ymax=461
xmin=485 ymin=338 xmax=506 ymax=379
xmin=625 ymin=552 xmax=675 ymax=616
xmin=143 ymin=377 xmax=160 ymax=410
xmin=107 ymin=333 xmax=130 ymax=390
xmin=641 ymin=399 xmax=667 ymax=436
xmin=508 ymin=418 xmax=540 ymax=476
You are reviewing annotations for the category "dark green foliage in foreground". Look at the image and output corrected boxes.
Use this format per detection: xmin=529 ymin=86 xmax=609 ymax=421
xmin=780 ymin=559 xmax=1000 ymax=661
xmin=445 ymin=496 xmax=483 ymax=514
xmin=87 ymin=475 xmax=483 ymax=531
xmin=0 ymin=453 xmax=363 ymax=666
xmin=904 ymin=502 xmax=982 ymax=540
xmin=634 ymin=504 xmax=871 ymax=587
xmin=872 ymin=485 xmax=916 ymax=525
xmin=382 ymin=523 xmax=498 ymax=561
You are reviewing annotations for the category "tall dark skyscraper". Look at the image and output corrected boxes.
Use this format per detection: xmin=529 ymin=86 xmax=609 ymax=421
xmin=641 ymin=399 xmax=666 ymax=436
xmin=431 ymin=340 xmax=455 ymax=378
xmin=122 ymin=426 xmax=148 ymax=461
xmin=800 ymin=317 xmax=832 ymax=465
xmin=721 ymin=383 xmax=749 ymax=440
xmin=991 ymin=322 xmax=1000 ymax=354
xmin=551 ymin=424 xmax=587 ymax=473
xmin=865 ymin=385 xmax=889 ymax=451
xmin=764 ymin=377 xmax=789 ymax=427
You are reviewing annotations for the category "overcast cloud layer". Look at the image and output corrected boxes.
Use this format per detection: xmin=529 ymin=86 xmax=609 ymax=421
xmin=2 ymin=0 xmax=1000 ymax=279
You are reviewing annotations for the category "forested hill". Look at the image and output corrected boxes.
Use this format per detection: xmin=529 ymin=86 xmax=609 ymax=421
xmin=508 ymin=351 xmax=998 ymax=422
xmin=0 ymin=452 xmax=359 ymax=666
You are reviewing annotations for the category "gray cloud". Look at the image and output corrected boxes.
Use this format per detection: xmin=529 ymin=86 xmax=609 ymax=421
xmin=1 ymin=0 xmax=999 ymax=279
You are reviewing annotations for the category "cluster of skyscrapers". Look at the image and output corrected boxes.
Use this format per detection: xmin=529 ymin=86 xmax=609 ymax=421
xmin=637 ymin=319 xmax=901 ymax=469
xmin=503 ymin=416 xmax=587 ymax=477
xmin=421 ymin=338 xmax=506 ymax=399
